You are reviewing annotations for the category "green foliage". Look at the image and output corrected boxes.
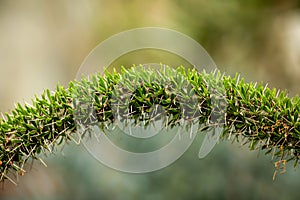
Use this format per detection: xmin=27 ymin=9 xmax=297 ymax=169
xmin=1 ymin=65 xmax=300 ymax=183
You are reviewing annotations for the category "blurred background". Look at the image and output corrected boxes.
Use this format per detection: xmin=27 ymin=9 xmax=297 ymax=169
xmin=1 ymin=0 xmax=300 ymax=199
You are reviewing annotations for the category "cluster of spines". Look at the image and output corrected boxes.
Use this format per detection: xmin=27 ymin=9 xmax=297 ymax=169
xmin=0 ymin=85 xmax=76 ymax=184
xmin=223 ymin=75 xmax=300 ymax=177
xmin=1 ymin=65 xmax=300 ymax=183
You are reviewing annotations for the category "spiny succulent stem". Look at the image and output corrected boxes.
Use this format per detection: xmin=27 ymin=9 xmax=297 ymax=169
xmin=1 ymin=65 xmax=299 ymax=183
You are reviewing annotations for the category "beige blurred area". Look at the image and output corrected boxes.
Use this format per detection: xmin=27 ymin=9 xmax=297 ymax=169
xmin=1 ymin=1 xmax=300 ymax=199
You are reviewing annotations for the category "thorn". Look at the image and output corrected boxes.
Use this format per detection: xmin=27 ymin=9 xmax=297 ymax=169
xmin=38 ymin=157 xmax=47 ymax=167
xmin=276 ymin=89 xmax=280 ymax=98
xmin=236 ymin=74 xmax=240 ymax=85
xmin=263 ymin=83 xmax=269 ymax=94
xmin=3 ymin=174 xmax=17 ymax=186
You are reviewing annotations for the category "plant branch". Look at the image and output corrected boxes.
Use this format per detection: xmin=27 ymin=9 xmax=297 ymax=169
xmin=1 ymin=65 xmax=299 ymax=183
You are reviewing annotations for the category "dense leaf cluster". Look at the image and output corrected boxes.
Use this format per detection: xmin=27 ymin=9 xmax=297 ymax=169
xmin=1 ymin=65 xmax=299 ymax=183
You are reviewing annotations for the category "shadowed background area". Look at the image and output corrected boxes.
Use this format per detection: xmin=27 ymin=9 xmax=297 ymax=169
xmin=1 ymin=1 xmax=300 ymax=199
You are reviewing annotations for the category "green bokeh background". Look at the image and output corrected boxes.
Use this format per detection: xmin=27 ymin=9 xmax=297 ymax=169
xmin=1 ymin=1 xmax=300 ymax=199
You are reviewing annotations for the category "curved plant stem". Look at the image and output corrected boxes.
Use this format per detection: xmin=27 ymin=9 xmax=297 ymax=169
xmin=1 ymin=65 xmax=299 ymax=183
